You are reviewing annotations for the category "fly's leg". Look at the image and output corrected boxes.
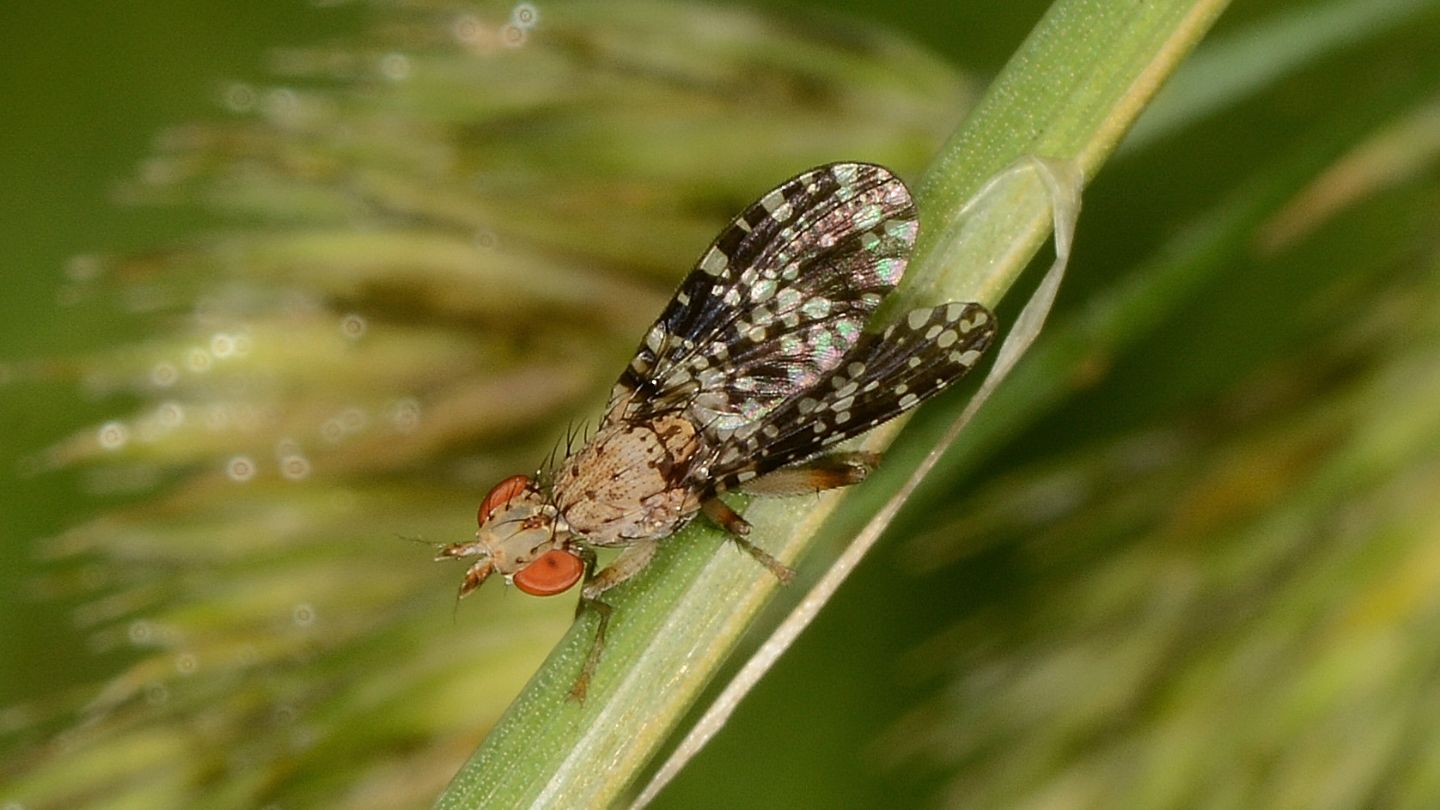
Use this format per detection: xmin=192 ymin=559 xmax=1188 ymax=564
xmin=570 ymin=540 xmax=658 ymax=702
xmin=700 ymin=499 xmax=794 ymax=584
xmin=701 ymin=451 xmax=881 ymax=585
xmin=700 ymin=496 xmax=753 ymax=535
xmin=567 ymin=452 xmax=881 ymax=700
xmin=571 ymin=546 xmax=599 ymax=620
xmin=743 ymin=451 xmax=879 ymax=496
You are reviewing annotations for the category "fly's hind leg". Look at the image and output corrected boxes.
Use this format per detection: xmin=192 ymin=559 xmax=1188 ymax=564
xmin=701 ymin=451 xmax=881 ymax=585
xmin=743 ymin=451 xmax=879 ymax=496
xmin=569 ymin=540 xmax=657 ymax=702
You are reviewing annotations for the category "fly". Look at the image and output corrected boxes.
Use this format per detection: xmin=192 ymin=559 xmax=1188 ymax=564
xmin=438 ymin=162 xmax=996 ymax=699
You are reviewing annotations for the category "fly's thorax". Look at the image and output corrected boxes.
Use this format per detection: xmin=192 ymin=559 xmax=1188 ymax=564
xmin=554 ymin=413 xmax=709 ymax=546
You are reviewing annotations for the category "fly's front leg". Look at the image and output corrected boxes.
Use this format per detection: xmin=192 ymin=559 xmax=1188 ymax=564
xmin=571 ymin=545 xmax=599 ymax=620
xmin=570 ymin=540 xmax=658 ymax=702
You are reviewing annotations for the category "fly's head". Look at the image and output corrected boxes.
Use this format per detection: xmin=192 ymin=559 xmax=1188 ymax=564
xmin=437 ymin=474 xmax=587 ymax=598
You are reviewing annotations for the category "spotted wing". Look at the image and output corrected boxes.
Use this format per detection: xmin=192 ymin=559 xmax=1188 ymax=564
xmin=711 ymin=302 xmax=997 ymax=491
xmin=604 ymin=163 xmax=918 ymax=441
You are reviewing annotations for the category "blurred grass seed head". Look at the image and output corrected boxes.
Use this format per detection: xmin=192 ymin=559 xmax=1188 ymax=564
xmin=3 ymin=2 xmax=972 ymax=807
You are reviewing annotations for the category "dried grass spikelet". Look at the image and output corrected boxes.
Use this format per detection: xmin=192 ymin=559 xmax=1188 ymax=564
xmin=2 ymin=2 xmax=971 ymax=807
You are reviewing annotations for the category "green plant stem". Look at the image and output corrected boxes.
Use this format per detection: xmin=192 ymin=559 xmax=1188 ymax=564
xmin=435 ymin=1 xmax=1230 ymax=807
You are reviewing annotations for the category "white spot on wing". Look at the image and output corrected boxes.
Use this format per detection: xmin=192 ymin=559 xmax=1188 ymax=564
xmin=701 ymin=247 xmax=727 ymax=276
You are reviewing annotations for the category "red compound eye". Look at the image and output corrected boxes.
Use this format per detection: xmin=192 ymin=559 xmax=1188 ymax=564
xmin=477 ymin=474 xmax=531 ymax=525
xmin=513 ymin=549 xmax=584 ymax=596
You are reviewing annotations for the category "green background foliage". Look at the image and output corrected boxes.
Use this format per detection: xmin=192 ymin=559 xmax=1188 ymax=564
xmin=5 ymin=0 xmax=1440 ymax=807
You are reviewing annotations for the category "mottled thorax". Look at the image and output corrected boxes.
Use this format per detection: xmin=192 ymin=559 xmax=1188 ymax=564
xmin=554 ymin=413 xmax=709 ymax=546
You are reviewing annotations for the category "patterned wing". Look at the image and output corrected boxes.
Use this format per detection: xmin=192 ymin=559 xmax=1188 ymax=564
xmin=604 ymin=163 xmax=918 ymax=441
xmin=710 ymin=301 xmax=997 ymax=490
